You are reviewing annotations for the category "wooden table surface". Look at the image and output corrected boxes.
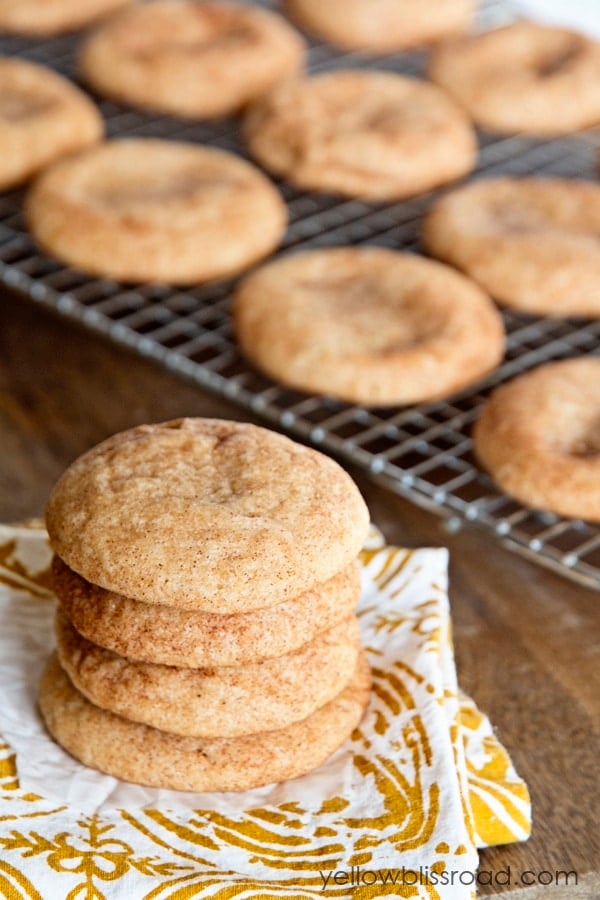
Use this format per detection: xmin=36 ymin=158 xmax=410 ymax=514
xmin=1 ymin=291 xmax=598 ymax=899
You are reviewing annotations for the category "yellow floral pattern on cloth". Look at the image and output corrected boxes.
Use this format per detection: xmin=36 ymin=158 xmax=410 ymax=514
xmin=0 ymin=525 xmax=531 ymax=900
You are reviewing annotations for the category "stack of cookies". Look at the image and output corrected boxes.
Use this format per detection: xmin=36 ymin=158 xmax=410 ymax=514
xmin=39 ymin=418 xmax=371 ymax=792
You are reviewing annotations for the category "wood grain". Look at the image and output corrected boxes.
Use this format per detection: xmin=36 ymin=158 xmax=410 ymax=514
xmin=1 ymin=292 xmax=598 ymax=897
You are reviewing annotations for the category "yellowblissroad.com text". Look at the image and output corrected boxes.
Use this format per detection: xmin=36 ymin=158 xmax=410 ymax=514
xmin=319 ymin=865 xmax=578 ymax=890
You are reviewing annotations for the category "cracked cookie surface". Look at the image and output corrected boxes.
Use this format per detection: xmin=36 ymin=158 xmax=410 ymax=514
xmin=79 ymin=0 xmax=305 ymax=118
xmin=0 ymin=58 xmax=102 ymax=190
xmin=422 ymin=176 xmax=600 ymax=316
xmin=46 ymin=418 xmax=369 ymax=611
xmin=474 ymin=358 xmax=600 ymax=521
xmin=244 ymin=70 xmax=476 ymax=200
xmin=25 ymin=138 xmax=286 ymax=284
xmin=429 ymin=22 xmax=600 ymax=135
xmin=234 ymin=248 xmax=504 ymax=405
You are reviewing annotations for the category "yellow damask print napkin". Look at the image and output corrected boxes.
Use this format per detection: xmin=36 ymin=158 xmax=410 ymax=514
xmin=0 ymin=524 xmax=530 ymax=900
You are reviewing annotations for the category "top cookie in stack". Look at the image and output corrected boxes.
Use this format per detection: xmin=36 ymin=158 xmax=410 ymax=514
xmin=40 ymin=418 xmax=371 ymax=792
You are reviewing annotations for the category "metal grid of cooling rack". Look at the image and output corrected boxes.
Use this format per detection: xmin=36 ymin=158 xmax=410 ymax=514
xmin=1 ymin=1 xmax=600 ymax=590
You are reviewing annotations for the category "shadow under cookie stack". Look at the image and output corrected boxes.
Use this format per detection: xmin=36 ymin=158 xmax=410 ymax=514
xmin=39 ymin=418 xmax=371 ymax=792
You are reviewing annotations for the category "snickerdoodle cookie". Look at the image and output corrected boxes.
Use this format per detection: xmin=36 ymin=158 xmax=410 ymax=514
xmin=25 ymin=139 xmax=286 ymax=284
xmin=0 ymin=58 xmax=102 ymax=191
xmin=39 ymin=652 xmax=371 ymax=791
xmin=473 ymin=358 xmax=600 ymax=521
xmin=56 ymin=609 xmax=361 ymax=737
xmin=285 ymin=0 xmax=475 ymax=52
xmin=422 ymin=177 xmax=600 ymax=316
xmin=46 ymin=418 xmax=369 ymax=612
xmin=234 ymin=248 xmax=504 ymax=406
xmin=79 ymin=0 xmax=305 ymax=119
xmin=244 ymin=70 xmax=476 ymax=200
xmin=428 ymin=22 xmax=600 ymax=135
xmin=0 ymin=0 xmax=129 ymax=36
xmin=53 ymin=556 xmax=361 ymax=667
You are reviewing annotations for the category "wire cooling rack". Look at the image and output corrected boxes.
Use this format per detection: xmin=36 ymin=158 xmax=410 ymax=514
xmin=1 ymin=1 xmax=600 ymax=590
